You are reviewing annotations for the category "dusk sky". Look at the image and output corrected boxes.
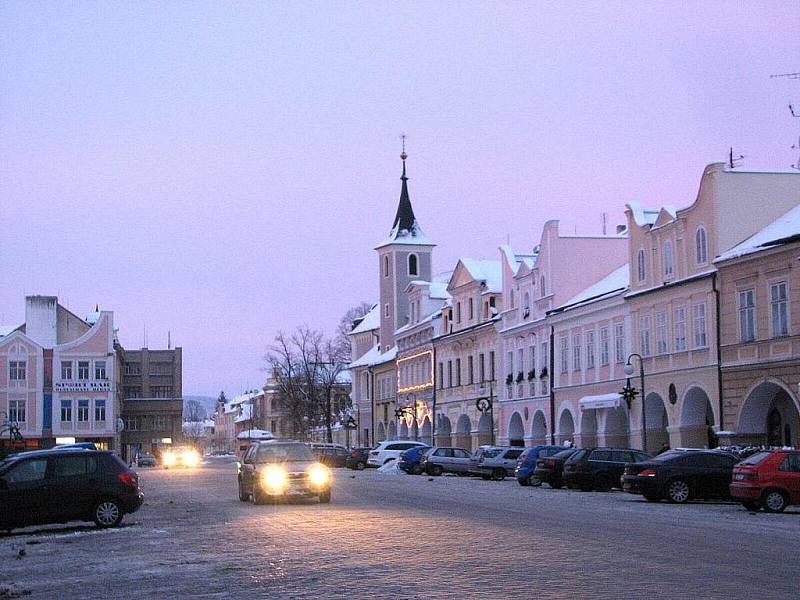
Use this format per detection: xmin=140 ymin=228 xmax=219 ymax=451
xmin=1 ymin=3 xmax=798 ymax=397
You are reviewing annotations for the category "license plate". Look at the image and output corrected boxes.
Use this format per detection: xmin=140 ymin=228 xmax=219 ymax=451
xmin=734 ymin=473 xmax=744 ymax=481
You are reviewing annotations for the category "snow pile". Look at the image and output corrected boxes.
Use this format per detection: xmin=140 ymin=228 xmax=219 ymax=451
xmin=376 ymin=460 xmax=403 ymax=475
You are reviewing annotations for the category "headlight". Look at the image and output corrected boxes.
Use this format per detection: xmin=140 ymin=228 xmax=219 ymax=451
xmin=308 ymin=463 xmax=330 ymax=486
xmin=262 ymin=466 xmax=287 ymax=490
xmin=181 ymin=449 xmax=200 ymax=467
xmin=163 ymin=452 xmax=177 ymax=467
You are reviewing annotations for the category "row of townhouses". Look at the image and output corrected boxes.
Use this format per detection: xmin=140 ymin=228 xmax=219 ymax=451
xmin=348 ymin=156 xmax=800 ymax=454
xmin=0 ymin=296 xmax=183 ymax=460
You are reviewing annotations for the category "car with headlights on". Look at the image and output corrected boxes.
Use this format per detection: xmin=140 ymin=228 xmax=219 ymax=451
xmin=162 ymin=446 xmax=202 ymax=468
xmin=237 ymin=441 xmax=332 ymax=504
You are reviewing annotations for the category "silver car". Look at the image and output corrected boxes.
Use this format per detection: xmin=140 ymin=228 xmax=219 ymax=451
xmin=469 ymin=446 xmax=526 ymax=480
xmin=421 ymin=447 xmax=473 ymax=476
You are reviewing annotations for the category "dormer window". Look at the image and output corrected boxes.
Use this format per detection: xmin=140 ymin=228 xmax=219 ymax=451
xmin=408 ymin=253 xmax=418 ymax=276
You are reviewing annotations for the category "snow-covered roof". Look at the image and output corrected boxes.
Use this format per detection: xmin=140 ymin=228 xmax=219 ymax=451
xmin=715 ymin=204 xmax=800 ymax=263
xmin=627 ymin=202 xmax=662 ymax=227
xmin=84 ymin=311 xmax=101 ymax=325
xmin=558 ymin=264 xmax=630 ymax=310
xmin=349 ymin=304 xmax=380 ymax=335
xmin=348 ymin=344 xmax=397 ymax=369
xmin=237 ymin=429 xmax=273 ymax=440
xmin=0 ymin=325 xmax=17 ymax=337
xmin=234 ymin=403 xmax=253 ymax=423
xmin=459 ymin=259 xmax=502 ymax=293
xmin=232 ymin=390 xmax=263 ymax=405
xmin=336 ymin=369 xmax=352 ymax=384
xmin=395 ymin=309 xmax=441 ymax=335
xmin=375 ymin=220 xmax=436 ymax=249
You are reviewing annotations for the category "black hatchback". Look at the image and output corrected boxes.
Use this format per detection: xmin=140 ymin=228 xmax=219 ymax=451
xmin=563 ymin=447 xmax=651 ymax=491
xmin=622 ymin=449 xmax=739 ymax=503
xmin=533 ymin=448 xmax=579 ymax=489
xmin=0 ymin=449 xmax=143 ymax=532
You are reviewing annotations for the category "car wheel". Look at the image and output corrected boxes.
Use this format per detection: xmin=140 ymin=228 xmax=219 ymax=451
xmin=431 ymin=465 xmax=443 ymax=476
xmin=666 ymin=479 xmax=690 ymax=504
xmin=410 ymin=465 xmax=423 ymax=475
xmin=319 ymin=489 xmax=331 ymax=504
xmin=93 ymin=498 xmax=123 ymax=528
xmin=594 ymin=473 xmax=614 ymax=492
xmin=355 ymin=462 xmax=366 ymax=470
xmin=238 ymin=482 xmax=249 ymax=502
xmin=491 ymin=468 xmax=506 ymax=481
xmin=549 ymin=480 xmax=563 ymax=489
xmin=741 ymin=500 xmax=760 ymax=512
xmin=762 ymin=489 xmax=788 ymax=513
xmin=527 ymin=475 xmax=542 ymax=487
xmin=517 ymin=477 xmax=529 ymax=487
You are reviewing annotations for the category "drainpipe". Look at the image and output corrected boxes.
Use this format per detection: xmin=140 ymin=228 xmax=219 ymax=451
xmin=712 ymin=272 xmax=724 ymax=433
xmin=549 ymin=325 xmax=556 ymax=445
xmin=368 ymin=366 xmax=375 ymax=447
xmin=431 ymin=345 xmax=437 ymax=444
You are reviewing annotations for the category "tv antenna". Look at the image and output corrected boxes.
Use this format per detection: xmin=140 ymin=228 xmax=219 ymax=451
xmin=771 ymin=71 xmax=800 ymax=169
xmin=770 ymin=72 xmax=800 ymax=80
xmin=728 ymin=147 xmax=744 ymax=169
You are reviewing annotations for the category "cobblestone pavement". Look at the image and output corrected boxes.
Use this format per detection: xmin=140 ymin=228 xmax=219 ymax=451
xmin=2 ymin=459 xmax=799 ymax=599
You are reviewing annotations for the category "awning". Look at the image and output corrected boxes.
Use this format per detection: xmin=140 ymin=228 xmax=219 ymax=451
xmin=579 ymin=393 xmax=623 ymax=411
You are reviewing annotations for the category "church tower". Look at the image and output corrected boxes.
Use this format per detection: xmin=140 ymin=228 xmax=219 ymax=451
xmin=375 ymin=149 xmax=435 ymax=352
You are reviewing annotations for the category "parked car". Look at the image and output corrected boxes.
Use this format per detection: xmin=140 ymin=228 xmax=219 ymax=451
xmin=0 ymin=448 xmax=144 ymax=532
xmin=237 ymin=441 xmax=332 ymax=504
xmin=563 ymin=447 xmax=650 ymax=491
xmin=469 ymin=446 xmax=526 ymax=480
xmin=515 ymin=445 xmax=565 ymax=486
xmin=137 ymin=453 xmax=157 ymax=467
xmin=310 ymin=443 xmax=350 ymax=468
xmin=421 ymin=447 xmax=472 ymax=476
xmin=730 ymin=449 xmax=800 ymax=512
xmin=398 ymin=446 xmax=432 ymax=474
xmin=345 ymin=447 xmax=372 ymax=470
xmin=622 ymin=449 xmax=739 ymax=503
xmin=366 ymin=441 xmax=428 ymax=467
xmin=533 ymin=447 xmax=579 ymax=489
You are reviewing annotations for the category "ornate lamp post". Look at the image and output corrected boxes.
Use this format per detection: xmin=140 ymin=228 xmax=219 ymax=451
xmin=476 ymin=381 xmax=495 ymax=446
xmin=622 ymin=353 xmax=646 ymax=452
xmin=394 ymin=405 xmax=418 ymax=440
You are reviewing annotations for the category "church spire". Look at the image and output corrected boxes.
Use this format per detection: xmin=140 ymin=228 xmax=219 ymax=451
xmin=392 ymin=145 xmax=416 ymax=234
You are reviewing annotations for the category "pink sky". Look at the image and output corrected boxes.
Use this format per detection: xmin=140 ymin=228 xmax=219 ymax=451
xmin=1 ymin=3 xmax=798 ymax=396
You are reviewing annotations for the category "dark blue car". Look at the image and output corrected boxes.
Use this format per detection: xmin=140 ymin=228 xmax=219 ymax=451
xmin=398 ymin=446 xmax=431 ymax=475
xmin=515 ymin=445 xmax=565 ymax=486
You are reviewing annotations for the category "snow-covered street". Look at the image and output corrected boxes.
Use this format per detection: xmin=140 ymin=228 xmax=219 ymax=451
xmin=2 ymin=460 xmax=799 ymax=599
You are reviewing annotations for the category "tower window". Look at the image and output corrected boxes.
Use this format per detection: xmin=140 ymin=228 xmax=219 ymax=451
xmin=383 ymin=255 xmax=389 ymax=278
xmin=408 ymin=254 xmax=418 ymax=276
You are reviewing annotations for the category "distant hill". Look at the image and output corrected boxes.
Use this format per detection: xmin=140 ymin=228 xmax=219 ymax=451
xmin=182 ymin=395 xmax=219 ymax=419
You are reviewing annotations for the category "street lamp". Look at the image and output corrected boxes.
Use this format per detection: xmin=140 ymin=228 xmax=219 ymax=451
xmin=622 ymin=353 xmax=646 ymax=452
xmin=394 ymin=404 xmax=418 ymax=440
xmin=476 ymin=381 xmax=495 ymax=446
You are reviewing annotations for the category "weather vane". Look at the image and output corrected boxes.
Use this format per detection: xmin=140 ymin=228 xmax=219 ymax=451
xmin=400 ymin=132 xmax=407 ymax=160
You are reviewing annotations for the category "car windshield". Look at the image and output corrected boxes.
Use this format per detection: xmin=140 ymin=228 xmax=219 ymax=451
xmin=479 ymin=449 xmax=503 ymax=458
xmin=738 ymin=451 xmax=772 ymax=466
xmin=566 ymin=449 xmax=588 ymax=462
xmin=0 ymin=456 xmax=20 ymax=473
xmin=650 ymin=450 xmax=686 ymax=463
xmin=255 ymin=444 xmax=314 ymax=462
xmin=551 ymin=449 xmax=575 ymax=460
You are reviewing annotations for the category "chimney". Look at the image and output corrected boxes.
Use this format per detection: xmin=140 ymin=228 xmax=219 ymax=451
xmin=25 ymin=296 xmax=58 ymax=347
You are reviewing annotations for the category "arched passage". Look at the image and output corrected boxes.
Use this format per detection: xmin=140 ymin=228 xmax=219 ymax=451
xmin=531 ymin=411 xmax=548 ymax=445
xmin=419 ymin=416 xmax=432 ymax=445
xmin=436 ymin=414 xmax=452 ymax=446
xmin=680 ymin=386 xmax=715 ymax=448
xmin=738 ymin=382 xmax=799 ymax=447
xmin=387 ymin=421 xmax=397 ymax=441
xmin=477 ymin=412 xmax=493 ymax=447
xmin=454 ymin=414 xmax=472 ymax=451
xmin=557 ymin=409 xmax=575 ymax=445
xmin=644 ymin=393 xmax=669 ymax=453
xmin=602 ymin=407 xmax=629 ymax=448
xmin=508 ymin=412 xmax=525 ymax=447
xmin=579 ymin=409 xmax=597 ymax=448
xmin=377 ymin=421 xmax=386 ymax=442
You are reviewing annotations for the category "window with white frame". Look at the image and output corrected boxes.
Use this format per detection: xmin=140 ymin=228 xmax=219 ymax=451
xmin=517 ymin=348 xmax=524 ymax=378
xmin=9 ymin=361 xmax=26 ymax=381
xmin=614 ymin=323 xmax=625 ymax=363
xmin=61 ymin=361 xmax=73 ymax=380
xmin=663 ymin=240 xmax=674 ymax=277
xmin=77 ymin=361 xmax=89 ymax=380
xmin=637 ymin=249 xmax=646 ymax=282
xmin=639 ymin=316 xmax=652 ymax=357
xmin=771 ymin=282 xmax=789 ymax=338
xmin=60 ymin=400 xmax=72 ymax=422
xmin=655 ymin=311 xmax=668 ymax=354
xmin=674 ymin=306 xmax=687 ymax=351
xmin=77 ymin=399 xmax=89 ymax=422
xmin=739 ymin=289 xmax=756 ymax=342
xmin=560 ymin=336 xmax=569 ymax=374
xmin=95 ymin=399 xmax=106 ymax=422
xmin=693 ymin=303 xmax=707 ymax=348
xmin=572 ymin=333 xmax=582 ymax=371
xmin=95 ymin=361 xmax=106 ymax=380
xmin=599 ymin=327 xmax=609 ymax=366
xmin=8 ymin=399 xmax=25 ymax=423
xmin=529 ymin=344 xmax=536 ymax=374
xmin=586 ymin=331 xmax=595 ymax=369
xmin=695 ymin=227 xmax=708 ymax=265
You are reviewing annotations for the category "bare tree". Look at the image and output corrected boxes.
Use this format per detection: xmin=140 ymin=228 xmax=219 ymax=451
xmin=333 ymin=302 xmax=374 ymax=363
xmin=182 ymin=420 xmax=207 ymax=448
xmin=183 ymin=399 xmax=206 ymax=422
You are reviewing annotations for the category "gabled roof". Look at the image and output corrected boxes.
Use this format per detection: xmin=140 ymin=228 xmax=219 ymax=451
xmin=348 ymin=344 xmax=397 ymax=369
xmin=457 ymin=259 xmax=502 ymax=293
xmin=627 ymin=202 xmax=662 ymax=228
xmin=349 ymin=304 xmax=380 ymax=336
xmin=715 ymin=203 xmax=800 ymax=263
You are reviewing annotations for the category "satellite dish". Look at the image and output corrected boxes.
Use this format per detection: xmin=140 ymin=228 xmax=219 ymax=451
xmin=116 ymin=418 xmax=125 ymax=433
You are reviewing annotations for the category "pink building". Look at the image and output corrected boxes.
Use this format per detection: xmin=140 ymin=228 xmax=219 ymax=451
xmin=1 ymin=296 xmax=121 ymax=453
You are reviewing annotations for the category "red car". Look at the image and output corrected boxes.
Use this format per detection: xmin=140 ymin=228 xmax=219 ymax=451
xmin=730 ymin=450 xmax=800 ymax=512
